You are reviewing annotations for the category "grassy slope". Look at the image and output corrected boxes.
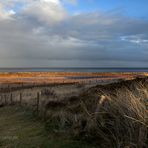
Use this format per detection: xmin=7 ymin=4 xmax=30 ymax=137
xmin=0 ymin=106 xmax=94 ymax=148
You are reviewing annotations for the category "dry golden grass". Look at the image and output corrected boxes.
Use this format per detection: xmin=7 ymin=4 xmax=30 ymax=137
xmin=45 ymin=77 xmax=148 ymax=147
xmin=0 ymin=72 xmax=146 ymax=85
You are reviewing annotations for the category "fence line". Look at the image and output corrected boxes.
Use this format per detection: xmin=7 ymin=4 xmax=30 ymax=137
xmin=4 ymin=95 xmax=7 ymax=105
xmin=0 ymin=91 xmax=43 ymax=112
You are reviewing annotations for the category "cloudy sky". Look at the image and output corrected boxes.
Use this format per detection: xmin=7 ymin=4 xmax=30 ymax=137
xmin=0 ymin=0 xmax=148 ymax=67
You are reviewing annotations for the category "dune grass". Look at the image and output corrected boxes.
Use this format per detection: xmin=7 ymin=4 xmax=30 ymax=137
xmin=45 ymin=79 xmax=148 ymax=147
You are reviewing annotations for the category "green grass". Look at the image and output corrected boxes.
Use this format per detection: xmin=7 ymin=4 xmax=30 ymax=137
xmin=0 ymin=106 xmax=95 ymax=148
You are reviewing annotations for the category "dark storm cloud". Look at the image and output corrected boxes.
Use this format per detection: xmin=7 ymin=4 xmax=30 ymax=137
xmin=0 ymin=0 xmax=148 ymax=67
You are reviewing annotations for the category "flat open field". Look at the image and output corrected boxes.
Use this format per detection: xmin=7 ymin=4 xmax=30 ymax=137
xmin=0 ymin=72 xmax=146 ymax=96
xmin=0 ymin=72 xmax=147 ymax=85
xmin=0 ymin=72 xmax=147 ymax=97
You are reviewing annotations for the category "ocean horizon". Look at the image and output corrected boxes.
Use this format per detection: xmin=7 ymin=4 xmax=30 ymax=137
xmin=0 ymin=67 xmax=148 ymax=72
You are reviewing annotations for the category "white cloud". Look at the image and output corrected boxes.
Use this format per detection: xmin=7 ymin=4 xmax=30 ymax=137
xmin=0 ymin=0 xmax=148 ymax=67
xmin=0 ymin=3 xmax=12 ymax=19
xmin=0 ymin=0 xmax=67 ymax=23
xmin=8 ymin=9 xmax=16 ymax=15
xmin=42 ymin=0 xmax=60 ymax=3
xmin=20 ymin=0 xmax=67 ymax=25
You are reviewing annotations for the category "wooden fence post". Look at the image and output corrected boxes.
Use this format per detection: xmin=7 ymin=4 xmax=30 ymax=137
xmin=0 ymin=95 xmax=2 ymax=105
xmin=1 ymin=95 xmax=3 ymax=104
xmin=10 ymin=93 xmax=13 ymax=105
xmin=36 ymin=92 xmax=40 ymax=114
xmin=4 ymin=95 xmax=7 ymax=105
xmin=20 ymin=93 xmax=22 ymax=106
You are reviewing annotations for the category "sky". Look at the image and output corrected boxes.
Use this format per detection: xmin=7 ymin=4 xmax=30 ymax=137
xmin=0 ymin=0 xmax=148 ymax=67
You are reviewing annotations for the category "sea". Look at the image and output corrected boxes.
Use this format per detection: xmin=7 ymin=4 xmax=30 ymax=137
xmin=0 ymin=68 xmax=148 ymax=72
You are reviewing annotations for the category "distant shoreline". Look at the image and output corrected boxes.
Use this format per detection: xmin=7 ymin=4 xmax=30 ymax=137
xmin=0 ymin=67 xmax=148 ymax=72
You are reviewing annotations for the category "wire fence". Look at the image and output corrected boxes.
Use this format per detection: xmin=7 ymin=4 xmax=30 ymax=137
xmin=0 ymin=91 xmax=49 ymax=121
